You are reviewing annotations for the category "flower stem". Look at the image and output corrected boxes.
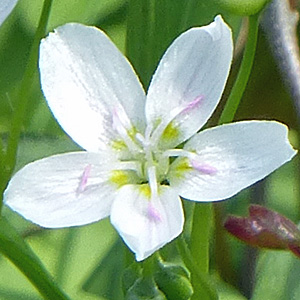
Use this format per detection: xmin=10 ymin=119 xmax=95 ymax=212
xmin=190 ymin=203 xmax=212 ymax=274
xmin=214 ymin=13 xmax=260 ymax=284
xmin=218 ymin=13 xmax=260 ymax=125
xmin=177 ymin=236 xmax=218 ymax=300
xmin=188 ymin=13 xmax=260 ymax=297
xmin=0 ymin=0 xmax=53 ymax=210
xmin=188 ymin=203 xmax=213 ymax=299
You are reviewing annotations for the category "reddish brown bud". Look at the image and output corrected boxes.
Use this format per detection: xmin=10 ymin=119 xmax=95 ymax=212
xmin=224 ymin=205 xmax=300 ymax=258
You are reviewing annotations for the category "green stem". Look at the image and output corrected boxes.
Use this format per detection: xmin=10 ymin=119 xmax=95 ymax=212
xmin=214 ymin=202 xmax=236 ymax=285
xmin=0 ymin=217 xmax=70 ymax=300
xmin=0 ymin=0 xmax=53 ymax=208
xmin=190 ymin=203 xmax=212 ymax=274
xmin=177 ymin=237 xmax=218 ymax=300
xmin=214 ymin=13 xmax=260 ymax=284
xmin=187 ymin=13 xmax=260 ymax=296
xmin=218 ymin=13 xmax=260 ymax=125
xmin=189 ymin=203 xmax=213 ymax=299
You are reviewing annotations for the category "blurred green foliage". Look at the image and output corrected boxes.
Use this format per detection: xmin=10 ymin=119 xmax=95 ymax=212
xmin=215 ymin=0 xmax=271 ymax=16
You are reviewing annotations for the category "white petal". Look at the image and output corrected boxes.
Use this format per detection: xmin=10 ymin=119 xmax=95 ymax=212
xmin=168 ymin=121 xmax=297 ymax=202
xmin=4 ymin=152 xmax=119 ymax=228
xmin=146 ymin=15 xmax=233 ymax=148
xmin=0 ymin=0 xmax=18 ymax=26
xmin=110 ymin=184 xmax=184 ymax=261
xmin=39 ymin=23 xmax=146 ymax=152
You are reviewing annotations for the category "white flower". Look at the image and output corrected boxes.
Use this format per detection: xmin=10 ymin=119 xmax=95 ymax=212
xmin=4 ymin=16 xmax=296 ymax=261
xmin=0 ymin=0 xmax=18 ymax=27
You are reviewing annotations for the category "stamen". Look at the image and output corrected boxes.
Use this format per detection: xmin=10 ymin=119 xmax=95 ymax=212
xmin=137 ymin=132 xmax=154 ymax=166
xmin=190 ymin=160 xmax=217 ymax=175
xmin=181 ymin=95 xmax=203 ymax=114
xmin=163 ymin=149 xmax=194 ymax=159
xmin=112 ymin=105 xmax=141 ymax=154
xmin=112 ymin=104 xmax=132 ymax=131
xmin=135 ymin=132 xmax=146 ymax=147
xmin=116 ymin=161 xmax=142 ymax=171
xmin=115 ymin=161 xmax=143 ymax=178
xmin=149 ymin=95 xmax=204 ymax=145
xmin=168 ymin=95 xmax=204 ymax=122
xmin=163 ymin=149 xmax=217 ymax=175
xmin=77 ymin=164 xmax=92 ymax=194
xmin=147 ymin=202 xmax=162 ymax=222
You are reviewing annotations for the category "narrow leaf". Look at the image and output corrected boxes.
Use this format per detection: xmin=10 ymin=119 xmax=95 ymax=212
xmin=0 ymin=217 xmax=70 ymax=300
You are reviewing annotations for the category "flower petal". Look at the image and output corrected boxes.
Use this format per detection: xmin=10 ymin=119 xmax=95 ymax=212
xmin=0 ymin=0 xmax=18 ymax=26
xmin=39 ymin=23 xmax=146 ymax=152
xmin=110 ymin=184 xmax=184 ymax=261
xmin=146 ymin=15 xmax=233 ymax=148
xmin=168 ymin=121 xmax=297 ymax=201
xmin=4 ymin=152 xmax=119 ymax=228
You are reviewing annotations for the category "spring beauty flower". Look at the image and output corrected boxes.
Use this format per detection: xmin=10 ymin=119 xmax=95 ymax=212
xmin=4 ymin=16 xmax=296 ymax=261
xmin=0 ymin=0 xmax=18 ymax=26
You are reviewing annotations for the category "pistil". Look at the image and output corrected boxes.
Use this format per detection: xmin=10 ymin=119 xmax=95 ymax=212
xmin=146 ymin=166 xmax=162 ymax=222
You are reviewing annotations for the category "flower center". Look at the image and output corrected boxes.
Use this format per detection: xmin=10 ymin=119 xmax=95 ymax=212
xmin=111 ymin=105 xmax=170 ymax=184
xmin=110 ymin=97 xmax=217 ymax=191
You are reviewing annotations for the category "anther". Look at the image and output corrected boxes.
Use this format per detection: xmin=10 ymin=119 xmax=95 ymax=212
xmin=77 ymin=164 xmax=92 ymax=194
xmin=111 ymin=105 xmax=141 ymax=154
xmin=190 ymin=160 xmax=217 ymax=175
xmin=147 ymin=202 xmax=162 ymax=222
xmin=181 ymin=95 xmax=203 ymax=115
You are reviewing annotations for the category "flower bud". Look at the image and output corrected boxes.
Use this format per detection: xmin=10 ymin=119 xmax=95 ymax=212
xmin=224 ymin=205 xmax=300 ymax=258
xmin=154 ymin=262 xmax=193 ymax=300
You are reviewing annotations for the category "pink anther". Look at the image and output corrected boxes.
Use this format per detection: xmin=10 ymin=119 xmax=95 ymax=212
xmin=77 ymin=164 xmax=92 ymax=194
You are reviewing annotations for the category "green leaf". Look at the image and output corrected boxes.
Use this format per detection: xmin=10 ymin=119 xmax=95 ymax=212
xmin=122 ymin=260 xmax=168 ymax=300
xmin=0 ymin=217 xmax=70 ymax=300
xmin=0 ymin=288 xmax=40 ymax=300
xmin=122 ymin=262 xmax=143 ymax=295
xmin=82 ymin=238 xmax=124 ymax=300
xmin=125 ymin=277 xmax=167 ymax=300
